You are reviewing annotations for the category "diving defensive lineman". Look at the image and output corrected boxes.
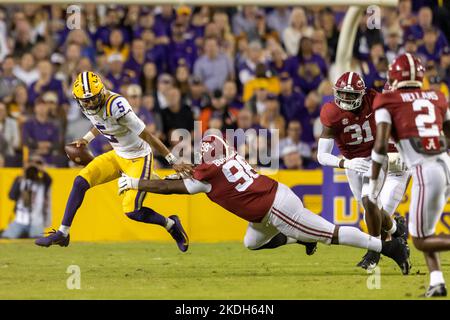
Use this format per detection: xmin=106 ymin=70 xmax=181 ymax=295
xmin=118 ymin=134 xmax=410 ymax=273
xmin=35 ymin=71 xmax=192 ymax=251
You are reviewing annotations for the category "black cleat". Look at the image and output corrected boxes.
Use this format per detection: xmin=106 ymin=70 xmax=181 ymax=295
xmin=35 ymin=229 xmax=70 ymax=247
xmin=358 ymin=251 xmax=380 ymax=271
xmin=393 ymin=215 xmax=408 ymax=242
xmin=168 ymin=215 xmax=189 ymax=252
xmin=357 ymin=251 xmax=369 ymax=268
xmin=423 ymin=283 xmax=447 ymax=298
xmin=297 ymin=241 xmax=317 ymax=256
xmin=381 ymin=238 xmax=411 ymax=275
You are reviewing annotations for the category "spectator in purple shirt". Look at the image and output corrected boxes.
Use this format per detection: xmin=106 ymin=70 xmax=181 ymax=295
xmin=268 ymin=45 xmax=290 ymax=76
xmin=124 ymin=38 xmax=147 ymax=79
xmin=105 ymin=54 xmax=137 ymax=93
xmin=154 ymin=5 xmax=176 ymax=40
xmin=278 ymin=72 xmax=305 ymax=123
xmin=182 ymin=76 xmax=210 ymax=119
xmin=28 ymin=60 xmax=68 ymax=106
xmin=297 ymin=90 xmax=321 ymax=145
xmin=143 ymin=29 xmax=168 ymax=74
xmin=289 ymin=37 xmax=328 ymax=94
xmin=409 ymin=7 xmax=448 ymax=53
xmin=23 ymin=98 xmax=61 ymax=165
xmin=94 ymin=7 xmax=131 ymax=50
xmin=167 ymin=22 xmax=197 ymax=73
xmin=417 ymin=27 xmax=442 ymax=64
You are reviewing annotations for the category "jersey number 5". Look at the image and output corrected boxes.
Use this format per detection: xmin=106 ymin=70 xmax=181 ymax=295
xmin=222 ymin=156 xmax=259 ymax=192
xmin=344 ymin=120 xmax=374 ymax=145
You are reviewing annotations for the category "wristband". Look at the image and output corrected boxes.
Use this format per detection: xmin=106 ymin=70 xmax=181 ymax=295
xmin=165 ymin=153 xmax=177 ymax=165
xmin=371 ymin=150 xmax=387 ymax=164
xmin=82 ymin=131 xmax=95 ymax=143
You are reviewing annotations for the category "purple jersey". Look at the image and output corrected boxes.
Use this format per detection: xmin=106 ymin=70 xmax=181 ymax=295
xmin=28 ymin=78 xmax=67 ymax=105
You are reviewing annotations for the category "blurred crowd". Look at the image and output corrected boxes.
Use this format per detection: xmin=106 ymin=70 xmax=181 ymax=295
xmin=0 ymin=1 xmax=449 ymax=170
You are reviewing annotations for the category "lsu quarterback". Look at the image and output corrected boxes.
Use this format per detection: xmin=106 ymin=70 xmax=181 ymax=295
xmin=35 ymin=71 xmax=192 ymax=252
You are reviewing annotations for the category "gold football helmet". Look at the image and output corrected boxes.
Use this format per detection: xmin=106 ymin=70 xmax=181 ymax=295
xmin=72 ymin=71 xmax=106 ymax=115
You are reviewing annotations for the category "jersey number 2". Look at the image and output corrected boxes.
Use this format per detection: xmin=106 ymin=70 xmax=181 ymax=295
xmin=413 ymin=99 xmax=440 ymax=137
xmin=344 ymin=120 xmax=374 ymax=145
xmin=222 ymin=156 xmax=259 ymax=192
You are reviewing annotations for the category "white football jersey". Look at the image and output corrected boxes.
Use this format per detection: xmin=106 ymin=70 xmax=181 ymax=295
xmin=82 ymin=91 xmax=151 ymax=159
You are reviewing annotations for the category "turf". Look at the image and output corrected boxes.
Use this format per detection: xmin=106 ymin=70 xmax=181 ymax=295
xmin=0 ymin=240 xmax=448 ymax=300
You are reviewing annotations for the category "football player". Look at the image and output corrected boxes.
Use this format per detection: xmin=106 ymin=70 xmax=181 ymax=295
xmin=35 ymin=72 xmax=192 ymax=251
xmin=371 ymin=53 xmax=450 ymax=297
xmin=317 ymin=72 xmax=411 ymax=271
xmin=118 ymin=134 xmax=411 ymax=273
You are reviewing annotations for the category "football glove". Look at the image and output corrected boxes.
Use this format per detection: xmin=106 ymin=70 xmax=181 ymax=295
xmin=118 ymin=173 xmax=139 ymax=195
xmin=343 ymin=157 xmax=371 ymax=173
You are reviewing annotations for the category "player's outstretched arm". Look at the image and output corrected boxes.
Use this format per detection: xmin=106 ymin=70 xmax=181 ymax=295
xmin=138 ymin=128 xmax=194 ymax=177
xmin=118 ymin=174 xmax=210 ymax=195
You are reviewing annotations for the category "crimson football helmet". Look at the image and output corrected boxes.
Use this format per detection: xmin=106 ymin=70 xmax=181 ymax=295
xmin=387 ymin=53 xmax=425 ymax=89
xmin=333 ymin=72 xmax=366 ymax=111
xmin=196 ymin=134 xmax=235 ymax=164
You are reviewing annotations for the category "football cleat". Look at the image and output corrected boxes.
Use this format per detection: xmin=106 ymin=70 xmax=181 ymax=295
xmin=168 ymin=215 xmax=189 ymax=252
xmin=35 ymin=229 xmax=70 ymax=247
xmin=392 ymin=215 xmax=408 ymax=242
xmin=423 ymin=283 xmax=447 ymax=298
xmin=358 ymin=251 xmax=380 ymax=271
xmin=381 ymin=238 xmax=411 ymax=275
xmin=297 ymin=241 xmax=317 ymax=256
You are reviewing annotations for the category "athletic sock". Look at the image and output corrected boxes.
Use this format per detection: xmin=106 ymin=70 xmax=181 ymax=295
xmin=62 ymin=176 xmax=90 ymax=227
xmin=165 ymin=218 xmax=175 ymax=230
xmin=286 ymin=237 xmax=297 ymax=244
xmin=338 ymin=226 xmax=382 ymax=252
xmin=59 ymin=225 xmax=70 ymax=237
xmin=430 ymin=271 xmax=445 ymax=286
xmin=386 ymin=219 xmax=397 ymax=235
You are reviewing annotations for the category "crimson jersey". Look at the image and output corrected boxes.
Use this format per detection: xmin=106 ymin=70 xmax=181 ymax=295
xmin=193 ymin=154 xmax=278 ymax=222
xmin=373 ymin=88 xmax=449 ymax=167
xmin=320 ymin=89 xmax=378 ymax=159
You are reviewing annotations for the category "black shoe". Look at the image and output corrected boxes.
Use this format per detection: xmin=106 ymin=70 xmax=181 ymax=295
xmin=297 ymin=241 xmax=317 ymax=256
xmin=393 ymin=215 xmax=408 ymax=241
xmin=381 ymin=238 xmax=411 ymax=275
xmin=167 ymin=215 xmax=189 ymax=252
xmin=424 ymin=283 xmax=447 ymax=297
xmin=358 ymin=251 xmax=380 ymax=271
xmin=35 ymin=229 xmax=70 ymax=247
xmin=357 ymin=251 xmax=369 ymax=267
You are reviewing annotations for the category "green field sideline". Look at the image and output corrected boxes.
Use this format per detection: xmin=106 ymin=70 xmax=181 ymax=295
xmin=0 ymin=240 xmax=448 ymax=300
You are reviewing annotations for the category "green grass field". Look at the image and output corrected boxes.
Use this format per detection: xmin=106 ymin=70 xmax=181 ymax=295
xmin=0 ymin=240 xmax=448 ymax=300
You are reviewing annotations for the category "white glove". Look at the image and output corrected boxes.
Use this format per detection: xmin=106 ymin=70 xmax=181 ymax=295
xmin=343 ymin=157 xmax=371 ymax=173
xmin=118 ymin=174 xmax=139 ymax=195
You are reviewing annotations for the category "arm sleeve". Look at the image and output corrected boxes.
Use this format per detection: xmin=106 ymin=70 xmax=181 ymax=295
xmin=114 ymin=97 xmax=146 ymax=135
xmin=317 ymin=138 xmax=341 ymax=168
xmin=183 ymin=178 xmax=212 ymax=194
xmin=375 ymin=108 xmax=392 ymax=124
